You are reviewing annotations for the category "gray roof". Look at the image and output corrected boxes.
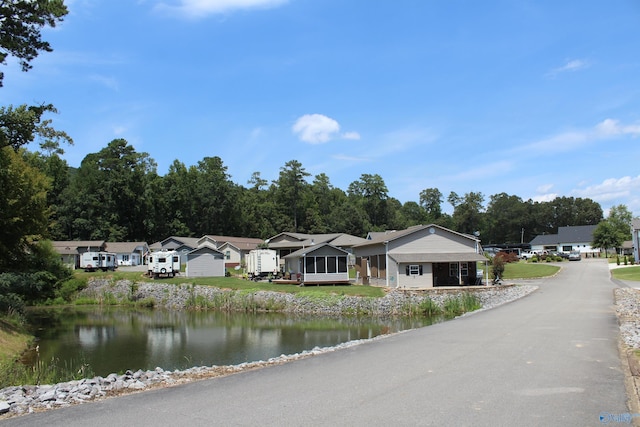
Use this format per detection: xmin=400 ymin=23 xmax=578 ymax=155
xmin=151 ymin=236 xmax=201 ymax=251
xmin=283 ymin=243 xmax=349 ymax=259
xmin=187 ymin=242 xmax=224 ymax=256
xmin=530 ymin=225 xmax=597 ymax=246
xmin=199 ymin=235 xmax=264 ymax=250
xmin=51 ymin=241 xmax=105 ymax=254
xmin=355 ymin=224 xmax=478 ymax=248
xmin=267 ymin=232 xmax=365 ymax=249
xmin=105 ymin=242 xmax=149 ymax=254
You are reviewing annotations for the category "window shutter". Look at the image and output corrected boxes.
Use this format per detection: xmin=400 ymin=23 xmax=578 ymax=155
xmin=405 ymin=265 xmax=409 ymax=276
xmin=419 ymin=265 xmax=423 ymax=275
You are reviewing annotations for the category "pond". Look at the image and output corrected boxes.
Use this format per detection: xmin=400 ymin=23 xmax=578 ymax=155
xmin=23 ymin=306 xmax=440 ymax=377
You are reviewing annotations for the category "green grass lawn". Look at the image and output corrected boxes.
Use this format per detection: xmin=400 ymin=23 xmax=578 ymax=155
xmin=77 ymin=261 xmax=563 ymax=297
xmin=482 ymin=261 xmax=561 ymax=280
xmin=611 ymin=266 xmax=640 ymax=282
xmin=74 ymin=271 xmax=386 ymax=297
xmin=503 ymin=262 xmax=560 ymax=279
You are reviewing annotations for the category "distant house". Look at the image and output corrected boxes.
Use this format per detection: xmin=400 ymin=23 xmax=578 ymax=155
xmin=105 ymin=242 xmax=149 ymax=266
xmin=266 ymin=232 xmax=366 ymax=271
xmin=50 ymin=241 xmax=106 ymax=269
xmin=197 ymin=235 xmax=263 ymax=268
xmin=149 ymin=236 xmax=201 ymax=264
xmin=185 ymin=243 xmax=225 ymax=277
xmin=282 ymin=243 xmax=351 ymax=285
xmin=353 ymin=225 xmax=486 ymax=289
xmin=529 ymin=225 xmax=599 ymax=257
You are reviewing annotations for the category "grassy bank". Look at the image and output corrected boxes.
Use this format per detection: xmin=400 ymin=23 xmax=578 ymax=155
xmin=0 ymin=319 xmax=31 ymax=361
xmin=75 ymin=260 xmax=561 ymax=297
xmin=73 ymin=270 xmax=386 ymax=297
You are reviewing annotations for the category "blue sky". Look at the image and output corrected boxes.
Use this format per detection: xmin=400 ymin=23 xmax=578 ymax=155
xmin=3 ymin=0 xmax=640 ymax=216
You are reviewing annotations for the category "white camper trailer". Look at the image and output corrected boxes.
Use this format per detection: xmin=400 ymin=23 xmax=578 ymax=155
xmin=246 ymin=249 xmax=280 ymax=280
xmin=80 ymin=251 xmax=117 ymax=272
xmin=148 ymin=250 xmax=181 ymax=278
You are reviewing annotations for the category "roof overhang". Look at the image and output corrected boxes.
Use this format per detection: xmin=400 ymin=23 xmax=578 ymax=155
xmin=389 ymin=253 xmax=487 ymax=263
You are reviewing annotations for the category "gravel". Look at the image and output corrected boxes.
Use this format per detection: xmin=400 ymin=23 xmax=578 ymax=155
xmin=615 ymin=287 xmax=640 ymax=349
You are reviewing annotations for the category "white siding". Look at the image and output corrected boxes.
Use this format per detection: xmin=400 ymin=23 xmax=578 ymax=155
xmin=389 ymin=228 xmax=476 ymax=255
xmin=395 ymin=263 xmax=433 ymax=289
xmin=303 ymin=272 xmax=349 ymax=282
xmin=186 ymin=252 xmax=225 ymax=277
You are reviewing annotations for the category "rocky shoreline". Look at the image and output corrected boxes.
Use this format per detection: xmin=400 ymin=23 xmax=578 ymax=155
xmin=0 ymin=282 xmax=537 ymax=418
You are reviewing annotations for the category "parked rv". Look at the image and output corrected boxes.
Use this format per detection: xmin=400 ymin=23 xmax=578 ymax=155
xmin=246 ymin=249 xmax=280 ymax=280
xmin=80 ymin=251 xmax=118 ymax=272
xmin=148 ymin=251 xmax=181 ymax=278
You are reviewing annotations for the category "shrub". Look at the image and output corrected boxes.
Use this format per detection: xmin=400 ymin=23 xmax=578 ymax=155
xmin=418 ymin=298 xmax=442 ymax=316
xmin=491 ymin=256 xmax=505 ymax=280
xmin=56 ymin=278 xmax=88 ymax=302
xmin=495 ymin=251 xmax=519 ymax=263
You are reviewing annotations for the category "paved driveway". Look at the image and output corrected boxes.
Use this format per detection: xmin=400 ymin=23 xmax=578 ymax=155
xmin=1 ymin=258 xmax=630 ymax=426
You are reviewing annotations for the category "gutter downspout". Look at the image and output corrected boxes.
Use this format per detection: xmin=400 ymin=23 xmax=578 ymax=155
xmin=383 ymin=241 xmax=391 ymax=288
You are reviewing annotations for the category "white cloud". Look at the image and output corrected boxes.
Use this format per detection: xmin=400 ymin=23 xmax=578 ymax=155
xmin=292 ymin=114 xmax=339 ymax=143
xmin=292 ymin=114 xmax=360 ymax=144
xmin=595 ymin=118 xmax=640 ymax=137
xmin=546 ymin=58 xmax=589 ymax=78
xmin=531 ymin=193 xmax=559 ymax=203
xmin=573 ymin=175 xmax=640 ymax=202
xmin=516 ymin=118 xmax=640 ymax=155
xmin=536 ymin=184 xmax=554 ymax=194
xmin=342 ymin=131 xmax=361 ymax=140
xmin=332 ymin=153 xmax=370 ymax=162
xmin=154 ymin=0 xmax=288 ymax=18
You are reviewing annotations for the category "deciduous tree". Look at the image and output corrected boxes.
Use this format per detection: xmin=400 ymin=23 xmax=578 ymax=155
xmin=0 ymin=0 xmax=68 ymax=86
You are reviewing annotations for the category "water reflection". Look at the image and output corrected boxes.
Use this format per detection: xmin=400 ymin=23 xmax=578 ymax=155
xmin=24 ymin=307 xmax=439 ymax=377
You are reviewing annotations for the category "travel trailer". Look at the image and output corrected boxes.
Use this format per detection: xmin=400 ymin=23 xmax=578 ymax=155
xmin=80 ymin=251 xmax=117 ymax=272
xmin=148 ymin=250 xmax=181 ymax=278
xmin=245 ymin=249 xmax=280 ymax=280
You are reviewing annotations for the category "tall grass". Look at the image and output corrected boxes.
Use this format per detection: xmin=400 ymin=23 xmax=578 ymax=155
xmin=0 ymin=354 xmax=94 ymax=388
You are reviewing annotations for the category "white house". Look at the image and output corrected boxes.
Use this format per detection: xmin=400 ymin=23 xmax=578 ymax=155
xmin=353 ymin=225 xmax=486 ymax=289
xmin=529 ymin=225 xmax=599 ymax=257
xmin=105 ymin=242 xmax=149 ymax=266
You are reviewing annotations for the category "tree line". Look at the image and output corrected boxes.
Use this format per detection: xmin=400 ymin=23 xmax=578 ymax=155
xmin=14 ymin=137 xmax=607 ymax=246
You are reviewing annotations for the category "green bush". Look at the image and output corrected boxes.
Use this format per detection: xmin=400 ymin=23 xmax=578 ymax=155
xmin=418 ymin=298 xmax=442 ymax=316
xmin=56 ymin=278 xmax=88 ymax=302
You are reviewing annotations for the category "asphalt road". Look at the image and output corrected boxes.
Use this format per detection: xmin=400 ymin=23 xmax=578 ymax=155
xmin=1 ymin=258 xmax=630 ymax=426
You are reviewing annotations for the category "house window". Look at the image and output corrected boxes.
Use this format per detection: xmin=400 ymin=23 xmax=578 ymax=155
xmin=460 ymin=262 xmax=469 ymax=277
xmin=337 ymin=256 xmax=347 ymax=273
xmin=315 ymin=256 xmax=326 ymax=273
xmin=225 ymin=251 xmax=230 ymax=260
xmin=406 ymin=265 xmax=422 ymax=276
xmin=449 ymin=263 xmax=459 ymax=277
xmin=327 ymin=257 xmax=337 ymax=273
xmin=122 ymin=255 xmax=129 ymax=261
xmin=305 ymin=257 xmax=315 ymax=273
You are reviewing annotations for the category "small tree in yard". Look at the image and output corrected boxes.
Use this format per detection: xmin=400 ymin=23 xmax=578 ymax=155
xmin=491 ymin=255 xmax=505 ymax=284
